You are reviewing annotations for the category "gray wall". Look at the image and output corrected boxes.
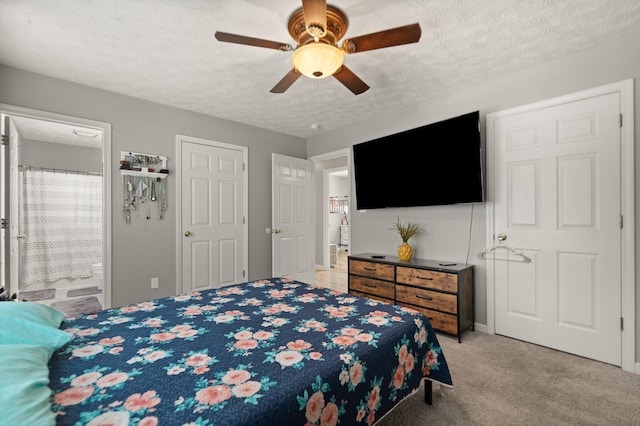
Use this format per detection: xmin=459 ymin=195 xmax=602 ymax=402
xmin=0 ymin=65 xmax=306 ymax=308
xmin=307 ymin=33 xmax=640 ymax=360
xmin=22 ymin=139 xmax=102 ymax=172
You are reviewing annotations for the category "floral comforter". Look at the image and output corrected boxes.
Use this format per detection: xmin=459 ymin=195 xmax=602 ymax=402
xmin=48 ymin=278 xmax=452 ymax=425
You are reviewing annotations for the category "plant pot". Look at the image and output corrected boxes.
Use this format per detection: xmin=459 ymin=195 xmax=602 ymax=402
xmin=397 ymin=242 xmax=413 ymax=261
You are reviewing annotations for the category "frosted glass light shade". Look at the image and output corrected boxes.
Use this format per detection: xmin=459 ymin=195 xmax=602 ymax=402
xmin=292 ymin=43 xmax=344 ymax=79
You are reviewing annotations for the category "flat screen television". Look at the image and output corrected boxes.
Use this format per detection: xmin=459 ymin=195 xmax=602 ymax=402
xmin=352 ymin=111 xmax=483 ymax=209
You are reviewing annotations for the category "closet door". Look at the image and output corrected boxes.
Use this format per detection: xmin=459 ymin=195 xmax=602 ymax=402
xmin=489 ymin=90 xmax=622 ymax=366
xmin=181 ymin=140 xmax=245 ymax=292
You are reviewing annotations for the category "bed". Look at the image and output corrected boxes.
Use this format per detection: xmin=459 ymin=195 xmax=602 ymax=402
xmin=2 ymin=278 xmax=452 ymax=425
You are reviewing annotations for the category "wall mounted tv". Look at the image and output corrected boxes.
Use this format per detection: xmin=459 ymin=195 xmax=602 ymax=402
xmin=352 ymin=111 xmax=483 ymax=210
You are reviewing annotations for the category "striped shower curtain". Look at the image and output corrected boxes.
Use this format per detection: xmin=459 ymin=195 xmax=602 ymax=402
xmin=20 ymin=169 xmax=102 ymax=285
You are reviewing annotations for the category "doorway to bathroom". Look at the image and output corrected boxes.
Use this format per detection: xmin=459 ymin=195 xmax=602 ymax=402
xmin=1 ymin=104 xmax=111 ymax=315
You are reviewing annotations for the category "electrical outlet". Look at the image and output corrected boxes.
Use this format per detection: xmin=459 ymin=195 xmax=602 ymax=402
xmin=151 ymin=277 xmax=159 ymax=289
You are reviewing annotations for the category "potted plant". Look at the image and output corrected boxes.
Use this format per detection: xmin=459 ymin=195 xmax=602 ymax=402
xmin=389 ymin=216 xmax=423 ymax=261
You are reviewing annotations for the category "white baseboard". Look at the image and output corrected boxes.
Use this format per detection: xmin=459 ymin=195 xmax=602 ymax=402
xmin=474 ymin=322 xmax=488 ymax=334
xmin=635 ymin=363 xmax=640 ymax=375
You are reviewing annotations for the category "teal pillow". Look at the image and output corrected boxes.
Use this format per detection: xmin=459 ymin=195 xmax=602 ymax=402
xmin=0 ymin=301 xmax=66 ymax=328
xmin=0 ymin=302 xmax=71 ymax=349
xmin=0 ymin=344 xmax=57 ymax=426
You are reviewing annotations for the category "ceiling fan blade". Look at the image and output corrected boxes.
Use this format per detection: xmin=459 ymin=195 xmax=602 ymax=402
xmin=333 ymin=65 xmax=370 ymax=95
xmin=301 ymin=0 xmax=327 ymax=33
xmin=270 ymin=69 xmax=302 ymax=93
xmin=342 ymin=23 xmax=421 ymax=53
xmin=215 ymin=31 xmax=292 ymax=51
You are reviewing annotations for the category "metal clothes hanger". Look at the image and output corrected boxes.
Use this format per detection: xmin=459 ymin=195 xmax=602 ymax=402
xmin=478 ymin=233 xmax=532 ymax=263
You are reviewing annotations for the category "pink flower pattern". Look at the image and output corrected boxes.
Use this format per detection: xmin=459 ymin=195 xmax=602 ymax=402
xmin=48 ymin=278 xmax=450 ymax=425
xmin=54 ymin=386 xmax=95 ymax=406
xmin=124 ymin=390 xmax=161 ymax=411
xmin=195 ymin=385 xmax=232 ymax=406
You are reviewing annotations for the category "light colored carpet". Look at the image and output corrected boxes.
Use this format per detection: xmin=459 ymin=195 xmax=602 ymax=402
xmin=378 ymin=332 xmax=640 ymax=425
xmin=51 ymin=296 xmax=102 ymax=318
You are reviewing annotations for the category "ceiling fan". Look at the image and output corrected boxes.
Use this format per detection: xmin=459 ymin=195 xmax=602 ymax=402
xmin=215 ymin=0 xmax=421 ymax=95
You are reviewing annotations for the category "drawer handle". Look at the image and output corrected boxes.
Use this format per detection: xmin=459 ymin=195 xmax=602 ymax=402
xmin=364 ymin=283 xmax=376 ymax=288
xmin=416 ymin=295 xmax=433 ymax=301
xmin=364 ymin=267 xmax=377 ymax=271
xmin=416 ymin=276 xmax=433 ymax=281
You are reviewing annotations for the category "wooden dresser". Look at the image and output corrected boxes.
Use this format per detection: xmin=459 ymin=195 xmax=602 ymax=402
xmin=348 ymin=253 xmax=474 ymax=342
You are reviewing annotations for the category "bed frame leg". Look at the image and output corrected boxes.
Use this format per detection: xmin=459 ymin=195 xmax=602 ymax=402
xmin=424 ymin=380 xmax=433 ymax=405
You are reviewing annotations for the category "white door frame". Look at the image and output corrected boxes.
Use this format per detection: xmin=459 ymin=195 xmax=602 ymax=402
xmin=323 ymin=166 xmax=349 ymax=270
xmin=175 ymin=134 xmax=248 ymax=295
xmin=0 ymin=103 xmax=113 ymax=308
xmin=485 ymin=80 xmax=635 ymax=372
xmin=309 ymin=148 xmax=351 ymax=270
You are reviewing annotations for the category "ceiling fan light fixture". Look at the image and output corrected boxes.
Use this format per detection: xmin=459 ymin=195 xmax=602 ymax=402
xmin=292 ymin=42 xmax=344 ymax=79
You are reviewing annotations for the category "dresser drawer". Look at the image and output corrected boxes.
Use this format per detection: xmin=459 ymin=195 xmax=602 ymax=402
xmin=349 ymin=254 xmax=474 ymax=342
xmin=398 ymin=303 xmax=458 ymax=335
xmin=396 ymin=267 xmax=458 ymax=293
xmin=349 ymin=275 xmax=395 ymax=300
xmin=396 ymin=285 xmax=457 ymax=314
xmin=349 ymin=289 xmax=394 ymax=305
xmin=350 ymin=260 xmax=395 ymax=281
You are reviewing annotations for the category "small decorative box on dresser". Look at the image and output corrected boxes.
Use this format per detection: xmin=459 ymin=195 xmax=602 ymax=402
xmin=348 ymin=253 xmax=474 ymax=342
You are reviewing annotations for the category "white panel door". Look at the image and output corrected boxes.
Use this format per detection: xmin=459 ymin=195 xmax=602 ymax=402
xmin=181 ymin=141 xmax=244 ymax=292
xmin=272 ymin=153 xmax=315 ymax=284
xmin=492 ymin=92 xmax=621 ymax=365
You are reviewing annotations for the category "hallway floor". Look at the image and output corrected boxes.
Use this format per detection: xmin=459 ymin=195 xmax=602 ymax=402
xmin=314 ymin=248 xmax=348 ymax=292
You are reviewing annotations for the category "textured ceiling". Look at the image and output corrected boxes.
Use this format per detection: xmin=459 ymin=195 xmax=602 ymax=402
xmin=1 ymin=0 xmax=640 ymax=139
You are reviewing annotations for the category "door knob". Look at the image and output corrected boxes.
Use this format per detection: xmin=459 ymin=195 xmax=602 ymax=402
xmin=497 ymin=233 xmax=507 ymax=241
xmin=184 ymin=230 xmax=192 ymax=237
xmin=273 ymin=228 xmax=281 ymax=234
xmin=16 ymin=234 xmax=26 ymax=239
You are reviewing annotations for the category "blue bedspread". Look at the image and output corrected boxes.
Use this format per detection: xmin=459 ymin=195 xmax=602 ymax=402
xmin=49 ymin=278 xmax=452 ymax=425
